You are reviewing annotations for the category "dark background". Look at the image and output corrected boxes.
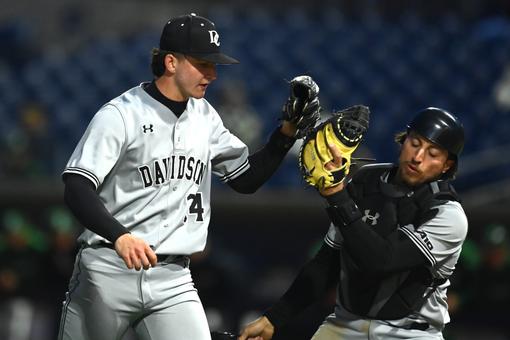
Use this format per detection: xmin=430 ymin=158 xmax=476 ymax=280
xmin=0 ymin=0 xmax=509 ymax=339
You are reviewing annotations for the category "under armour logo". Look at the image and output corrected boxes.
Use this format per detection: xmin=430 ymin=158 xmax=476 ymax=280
xmin=208 ymin=30 xmax=220 ymax=46
xmin=142 ymin=124 xmax=154 ymax=133
xmin=362 ymin=209 xmax=380 ymax=226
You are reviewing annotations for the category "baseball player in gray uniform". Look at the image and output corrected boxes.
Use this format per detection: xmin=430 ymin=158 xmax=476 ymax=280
xmin=239 ymin=108 xmax=468 ymax=340
xmin=57 ymin=13 xmax=321 ymax=340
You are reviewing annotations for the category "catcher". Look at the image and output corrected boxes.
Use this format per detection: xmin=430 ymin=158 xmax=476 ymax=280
xmin=239 ymin=107 xmax=468 ymax=340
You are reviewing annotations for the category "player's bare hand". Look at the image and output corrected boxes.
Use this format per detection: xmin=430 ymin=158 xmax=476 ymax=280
xmin=238 ymin=316 xmax=274 ymax=340
xmin=320 ymin=141 xmax=345 ymax=196
xmin=114 ymin=233 xmax=158 ymax=270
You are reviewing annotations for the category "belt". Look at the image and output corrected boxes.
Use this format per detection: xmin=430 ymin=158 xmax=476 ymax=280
xmin=406 ymin=322 xmax=430 ymax=331
xmin=91 ymin=242 xmax=189 ymax=265
xmin=384 ymin=321 xmax=430 ymax=331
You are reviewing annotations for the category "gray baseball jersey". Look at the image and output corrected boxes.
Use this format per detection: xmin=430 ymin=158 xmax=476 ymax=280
xmin=324 ymin=175 xmax=468 ymax=335
xmin=63 ymin=83 xmax=249 ymax=254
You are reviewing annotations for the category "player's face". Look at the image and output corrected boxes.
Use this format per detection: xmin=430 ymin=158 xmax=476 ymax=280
xmin=173 ymin=55 xmax=217 ymax=100
xmin=397 ymin=132 xmax=453 ymax=187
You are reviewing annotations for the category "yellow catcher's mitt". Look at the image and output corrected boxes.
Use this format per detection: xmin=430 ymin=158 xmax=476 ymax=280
xmin=299 ymin=105 xmax=370 ymax=191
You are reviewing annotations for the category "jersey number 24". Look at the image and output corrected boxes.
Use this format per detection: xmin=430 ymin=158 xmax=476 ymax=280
xmin=187 ymin=193 xmax=204 ymax=222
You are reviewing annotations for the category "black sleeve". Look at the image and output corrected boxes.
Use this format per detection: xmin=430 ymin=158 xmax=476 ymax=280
xmin=263 ymin=243 xmax=340 ymax=330
xmin=63 ymin=174 xmax=129 ymax=243
xmin=325 ymin=190 xmax=428 ymax=276
xmin=227 ymin=127 xmax=295 ymax=194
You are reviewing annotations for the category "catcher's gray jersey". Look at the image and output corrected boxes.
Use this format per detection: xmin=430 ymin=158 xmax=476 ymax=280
xmin=63 ymin=83 xmax=249 ymax=254
xmin=325 ymin=191 xmax=468 ymax=330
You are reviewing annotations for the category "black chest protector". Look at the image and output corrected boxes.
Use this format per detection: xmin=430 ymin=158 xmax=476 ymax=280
xmin=337 ymin=163 xmax=459 ymax=320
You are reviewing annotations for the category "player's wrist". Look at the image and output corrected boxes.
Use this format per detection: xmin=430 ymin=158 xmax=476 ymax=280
xmin=324 ymin=188 xmax=350 ymax=205
xmin=269 ymin=126 xmax=296 ymax=152
xmin=112 ymin=230 xmax=131 ymax=244
xmin=263 ymin=302 xmax=293 ymax=331
xmin=320 ymin=182 xmax=345 ymax=197
xmin=279 ymin=120 xmax=297 ymax=137
xmin=325 ymin=197 xmax=362 ymax=227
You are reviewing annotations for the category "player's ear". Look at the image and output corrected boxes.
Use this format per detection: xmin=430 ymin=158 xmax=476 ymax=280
xmin=442 ymin=158 xmax=454 ymax=174
xmin=164 ymin=53 xmax=179 ymax=74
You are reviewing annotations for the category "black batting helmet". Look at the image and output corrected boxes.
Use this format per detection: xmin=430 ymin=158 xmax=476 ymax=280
xmin=407 ymin=107 xmax=465 ymax=158
xmin=407 ymin=107 xmax=465 ymax=178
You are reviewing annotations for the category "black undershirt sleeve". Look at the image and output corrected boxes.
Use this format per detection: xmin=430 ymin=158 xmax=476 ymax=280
xmin=325 ymin=190 xmax=428 ymax=276
xmin=263 ymin=243 xmax=340 ymax=330
xmin=63 ymin=174 xmax=130 ymax=243
xmin=227 ymin=127 xmax=295 ymax=194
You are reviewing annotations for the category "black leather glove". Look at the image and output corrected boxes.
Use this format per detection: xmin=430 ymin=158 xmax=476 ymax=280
xmin=281 ymin=75 xmax=321 ymax=138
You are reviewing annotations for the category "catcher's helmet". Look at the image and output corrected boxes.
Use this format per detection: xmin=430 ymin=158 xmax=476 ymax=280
xmin=407 ymin=107 xmax=464 ymax=158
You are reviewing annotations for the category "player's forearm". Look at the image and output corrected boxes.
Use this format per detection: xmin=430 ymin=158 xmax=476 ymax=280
xmin=228 ymin=127 xmax=295 ymax=193
xmin=64 ymin=174 xmax=129 ymax=243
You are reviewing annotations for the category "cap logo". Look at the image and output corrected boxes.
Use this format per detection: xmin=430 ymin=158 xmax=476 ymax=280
xmin=208 ymin=30 xmax=220 ymax=46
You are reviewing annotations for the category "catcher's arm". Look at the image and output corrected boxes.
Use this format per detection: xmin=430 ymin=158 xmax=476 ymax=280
xmin=281 ymin=75 xmax=321 ymax=138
